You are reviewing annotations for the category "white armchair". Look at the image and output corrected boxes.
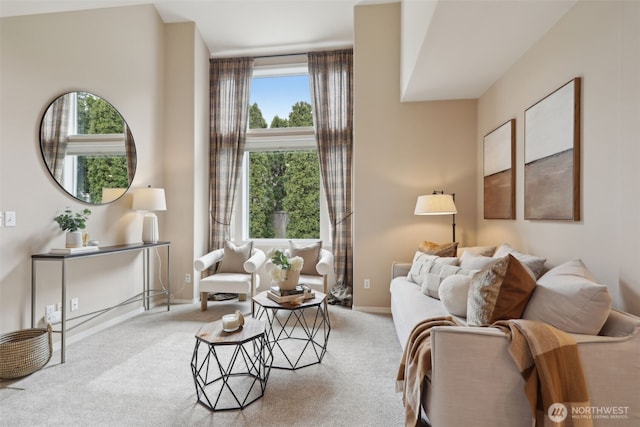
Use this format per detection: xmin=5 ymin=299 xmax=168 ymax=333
xmin=194 ymin=243 xmax=266 ymax=314
xmin=294 ymin=248 xmax=334 ymax=295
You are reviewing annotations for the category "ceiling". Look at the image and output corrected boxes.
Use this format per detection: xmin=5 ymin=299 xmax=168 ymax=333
xmin=0 ymin=0 xmax=577 ymax=101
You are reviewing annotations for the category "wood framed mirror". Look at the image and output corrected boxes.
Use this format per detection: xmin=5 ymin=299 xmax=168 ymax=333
xmin=39 ymin=91 xmax=137 ymax=204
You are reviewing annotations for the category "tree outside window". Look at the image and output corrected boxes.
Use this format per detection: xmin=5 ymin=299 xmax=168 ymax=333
xmin=247 ymin=94 xmax=319 ymax=239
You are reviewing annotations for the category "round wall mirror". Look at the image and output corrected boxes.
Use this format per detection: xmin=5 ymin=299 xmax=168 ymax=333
xmin=39 ymin=91 xmax=137 ymax=204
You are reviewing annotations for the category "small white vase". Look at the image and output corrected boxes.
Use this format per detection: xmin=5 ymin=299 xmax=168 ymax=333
xmin=65 ymin=231 xmax=83 ymax=248
xmin=278 ymin=269 xmax=300 ymax=291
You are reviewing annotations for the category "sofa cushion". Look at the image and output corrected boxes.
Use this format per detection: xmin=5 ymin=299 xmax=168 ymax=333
xmin=467 ymin=255 xmax=536 ymax=326
xmin=419 ymin=241 xmax=458 ymax=257
xmin=459 ymin=251 xmax=497 ymax=271
xmin=438 ymin=274 xmax=472 ymax=317
xmin=494 ymin=243 xmax=546 ymax=279
xmin=217 ymin=240 xmax=253 ymax=273
xmin=289 ymin=240 xmax=321 ymax=275
xmin=523 ymin=259 xmax=611 ymax=335
xmin=421 ymin=263 xmax=473 ymax=299
xmin=407 ymin=251 xmax=458 ymax=286
xmin=456 ymin=245 xmax=496 ymax=257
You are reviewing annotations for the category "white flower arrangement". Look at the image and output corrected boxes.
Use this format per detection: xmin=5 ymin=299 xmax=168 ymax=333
xmin=268 ymin=249 xmax=304 ymax=282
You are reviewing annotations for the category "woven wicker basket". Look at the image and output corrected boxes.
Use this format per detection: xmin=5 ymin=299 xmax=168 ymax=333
xmin=0 ymin=324 xmax=52 ymax=379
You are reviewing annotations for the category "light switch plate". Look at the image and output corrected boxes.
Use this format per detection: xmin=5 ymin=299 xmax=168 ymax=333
xmin=5 ymin=211 xmax=16 ymax=227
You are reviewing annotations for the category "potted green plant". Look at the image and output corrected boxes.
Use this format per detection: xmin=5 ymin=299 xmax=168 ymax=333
xmin=54 ymin=208 xmax=91 ymax=248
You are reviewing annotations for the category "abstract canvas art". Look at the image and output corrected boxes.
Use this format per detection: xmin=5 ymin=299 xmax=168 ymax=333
xmin=524 ymin=78 xmax=581 ymax=220
xmin=484 ymin=119 xmax=515 ymax=219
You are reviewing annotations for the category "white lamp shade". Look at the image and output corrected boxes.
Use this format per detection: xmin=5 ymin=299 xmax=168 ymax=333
xmin=414 ymin=194 xmax=457 ymax=215
xmin=132 ymin=187 xmax=166 ymax=211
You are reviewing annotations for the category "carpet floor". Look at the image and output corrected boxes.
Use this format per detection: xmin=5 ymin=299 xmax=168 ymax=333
xmin=0 ymin=299 xmax=405 ymax=426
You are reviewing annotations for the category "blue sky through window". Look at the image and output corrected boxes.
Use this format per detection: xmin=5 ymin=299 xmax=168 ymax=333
xmin=250 ymin=75 xmax=310 ymax=126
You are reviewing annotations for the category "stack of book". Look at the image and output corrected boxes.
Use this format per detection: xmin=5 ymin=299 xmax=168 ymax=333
xmin=267 ymin=284 xmax=315 ymax=303
xmin=49 ymin=246 xmax=99 ymax=255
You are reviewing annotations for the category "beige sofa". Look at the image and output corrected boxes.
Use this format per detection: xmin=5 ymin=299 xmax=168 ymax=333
xmin=390 ymin=247 xmax=640 ymax=427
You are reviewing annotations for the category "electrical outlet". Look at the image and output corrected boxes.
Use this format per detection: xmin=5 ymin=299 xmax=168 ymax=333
xmin=45 ymin=304 xmax=55 ymax=316
xmin=185 ymin=273 xmax=191 ymax=284
xmin=71 ymin=297 xmax=79 ymax=312
xmin=45 ymin=310 xmax=61 ymax=324
xmin=364 ymin=279 xmax=370 ymax=289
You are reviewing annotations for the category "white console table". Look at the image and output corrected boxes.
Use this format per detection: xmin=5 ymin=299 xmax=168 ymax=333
xmin=31 ymin=241 xmax=171 ymax=363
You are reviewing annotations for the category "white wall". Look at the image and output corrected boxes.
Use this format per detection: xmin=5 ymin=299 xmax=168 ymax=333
xmin=0 ymin=5 xmax=210 ymax=336
xmin=163 ymin=22 xmax=211 ymax=303
xmin=353 ymin=3 xmax=477 ymax=310
xmin=476 ymin=0 xmax=640 ymax=315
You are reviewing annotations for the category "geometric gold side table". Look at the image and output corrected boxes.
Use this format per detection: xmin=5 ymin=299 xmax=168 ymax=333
xmin=191 ymin=317 xmax=272 ymax=411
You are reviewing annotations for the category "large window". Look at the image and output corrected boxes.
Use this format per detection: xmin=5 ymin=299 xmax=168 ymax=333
xmin=235 ymin=56 xmax=327 ymax=242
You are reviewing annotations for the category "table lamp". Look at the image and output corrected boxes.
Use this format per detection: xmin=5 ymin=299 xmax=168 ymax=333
xmin=132 ymin=186 xmax=167 ymax=243
xmin=414 ymin=191 xmax=457 ymax=242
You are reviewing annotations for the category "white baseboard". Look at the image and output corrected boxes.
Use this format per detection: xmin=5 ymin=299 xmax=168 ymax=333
xmin=352 ymin=305 xmax=391 ymax=314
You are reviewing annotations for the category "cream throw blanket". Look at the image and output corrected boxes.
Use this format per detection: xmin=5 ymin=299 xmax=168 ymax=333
xmin=396 ymin=316 xmax=461 ymax=427
xmin=397 ymin=317 xmax=592 ymax=427
xmin=494 ymin=319 xmax=592 ymax=427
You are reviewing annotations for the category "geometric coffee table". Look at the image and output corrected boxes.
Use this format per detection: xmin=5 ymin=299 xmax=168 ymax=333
xmin=190 ymin=317 xmax=272 ymax=411
xmin=252 ymin=291 xmax=330 ymax=370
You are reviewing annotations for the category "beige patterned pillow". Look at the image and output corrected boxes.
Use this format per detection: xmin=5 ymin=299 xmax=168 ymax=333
xmin=407 ymin=252 xmax=458 ymax=285
xmin=407 ymin=252 xmax=436 ymax=285
xmin=419 ymin=241 xmax=459 ymax=257
xmin=421 ymin=263 xmax=473 ymax=299
xmin=217 ymin=240 xmax=253 ymax=273
xmin=289 ymin=240 xmax=322 ymax=275
xmin=467 ymin=255 xmax=536 ymax=326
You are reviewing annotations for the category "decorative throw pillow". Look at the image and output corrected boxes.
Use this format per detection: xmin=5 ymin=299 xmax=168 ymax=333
xmin=523 ymin=259 xmax=611 ymax=335
xmin=289 ymin=240 xmax=322 ymax=275
xmin=459 ymin=251 xmax=497 ymax=271
xmin=439 ymin=274 xmax=473 ymax=317
xmin=456 ymin=245 xmax=496 ymax=258
xmin=467 ymin=255 xmax=536 ymax=326
xmin=217 ymin=240 xmax=253 ymax=273
xmin=407 ymin=252 xmax=458 ymax=285
xmin=419 ymin=241 xmax=458 ymax=258
xmin=421 ymin=263 xmax=472 ymax=299
xmin=493 ymin=243 xmax=546 ymax=279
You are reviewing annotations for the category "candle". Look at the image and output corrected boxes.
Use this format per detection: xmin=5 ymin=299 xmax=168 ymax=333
xmin=222 ymin=314 xmax=240 ymax=331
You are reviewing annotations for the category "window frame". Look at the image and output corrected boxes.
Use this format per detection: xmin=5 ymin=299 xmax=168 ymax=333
xmin=230 ymin=58 xmax=330 ymax=245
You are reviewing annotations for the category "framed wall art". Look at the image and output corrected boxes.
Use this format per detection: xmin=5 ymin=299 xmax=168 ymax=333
xmin=483 ymin=119 xmax=515 ymax=219
xmin=524 ymin=77 xmax=581 ymax=220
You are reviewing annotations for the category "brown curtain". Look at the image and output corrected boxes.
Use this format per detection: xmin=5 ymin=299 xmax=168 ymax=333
xmin=308 ymin=49 xmax=354 ymax=307
xmin=209 ymin=57 xmax=254 ymax=250
xmin=41 ymin=94 xmax=71 ymax=181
